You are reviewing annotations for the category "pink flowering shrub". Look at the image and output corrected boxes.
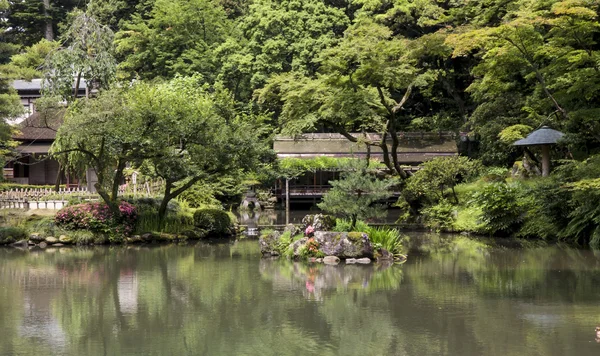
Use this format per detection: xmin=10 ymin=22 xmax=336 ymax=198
xmin=55 ymin=201 xmax=137 ymax=236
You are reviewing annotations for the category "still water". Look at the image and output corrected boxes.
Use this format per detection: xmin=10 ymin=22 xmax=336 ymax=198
xmin=1 ymin=233 xmax=600 ymax=356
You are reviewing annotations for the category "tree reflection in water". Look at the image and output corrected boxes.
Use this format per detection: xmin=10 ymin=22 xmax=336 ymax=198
xmin=0 ymin=237 xmax=600 ymax=355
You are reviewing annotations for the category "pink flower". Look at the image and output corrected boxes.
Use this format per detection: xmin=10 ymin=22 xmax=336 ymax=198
xmin=305 ymin=225 xmax=314 ymax=236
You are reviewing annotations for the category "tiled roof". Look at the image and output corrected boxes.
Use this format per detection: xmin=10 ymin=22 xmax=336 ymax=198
xmin=12 ymin=112 xmax=62 ymax=141
xmin=12 ymin=79 xmax=87 ymax=91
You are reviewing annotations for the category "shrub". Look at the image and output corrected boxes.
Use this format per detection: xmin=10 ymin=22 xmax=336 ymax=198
xmin=406 ymin=156 xmax=482 ymax=205
xmin=421 ymin=199 xmax=456 ymax=232
xmin=193 ymin=209 xmax=232 ymax=235
xmin=364 ymin=226 xmax=403 ymax=257
xmin=55 ymin=201 xmax=137 ymax=236
xmin=559 ymin=179 xmax=600 ymax=247
xmin=472 ymin=182 xmax=525 ymax=236
xmin=334 ymin=218 xmax=369 ymax=232
xmin=0 ymin=226 xmax=27 ymax=244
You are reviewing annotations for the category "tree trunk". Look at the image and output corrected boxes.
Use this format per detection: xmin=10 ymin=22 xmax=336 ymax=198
xmin=42 ymin=0 xmax=54 ymax=41
xmin=158 ymin=181 xmax=173 ymax=229
xmin=73 ymin=71 xmax=82 ymax=101
xmin=157 ymin=176 xmax=203 ymax=227
xmin=111 ymin=159 xmax=127 ymax=201
xmin=54 ymin=163 xmax=62 ymax=192
xmin=452 ymin=186 xmax=459 ymax=204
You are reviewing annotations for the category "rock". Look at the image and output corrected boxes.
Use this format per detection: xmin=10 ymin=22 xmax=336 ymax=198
xmin=308 ymin=257 xmax=319 ymax=263
xmin=316 ymin=258 xmax=323 ymax=263
xmin=259 ymin=230 xmax=282 ymax=255
xmin=301 ymin=214 xmax=335 ymax=232
xmin=59 ymin=235 xmax=73 ymax=244
xmin=45 ymin=236 xmax=58 ymax=244
xmin=29 ymin=233 xmax=45 ymax=243
xmin=93 ymin=235 xmax=108 ymax=245
xmin=346 ymin=258 xmax=370 ymax=264
xmin=290 ymin=237 xmax=307 ymax=257
xmin=313 ymin=231 xmax=373 ymax=259
xmin=12 ymin=239 xmax=28 ymax=247
xmin=38 ymin=242 xmax=48 ymax=248
xmin=141 ymin=233 xmax=153 ymax=242
xmin=323 ymin=256 xmax=340 ymax=265
xmin=375 ymin=248 xmax=394 ymax=262
xmin=283 ymin=224 xmax=301 ymax=236
xmin=53 ymin=243 xmax=64 ymax=247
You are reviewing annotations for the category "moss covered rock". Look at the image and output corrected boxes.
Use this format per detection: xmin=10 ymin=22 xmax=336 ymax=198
xmin=0 ymin=227 xmax=27 ymax=245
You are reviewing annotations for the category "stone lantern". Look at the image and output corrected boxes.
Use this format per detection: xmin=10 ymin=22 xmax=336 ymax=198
xmin=513 ymin=126 xmax=564 ymax=177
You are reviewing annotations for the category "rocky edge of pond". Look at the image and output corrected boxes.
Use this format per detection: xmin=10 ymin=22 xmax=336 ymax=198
xmin=259 ymin=225 xmax=405 ymax=265
xmin=1 ymin=230 xmax=237 ymax=249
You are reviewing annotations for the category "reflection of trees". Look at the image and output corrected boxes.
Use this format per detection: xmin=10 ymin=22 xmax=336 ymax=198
xmin=2 ymin=237 xmax=600 ymax=355
xmin=259 ymin=259 xmax=404 ymax=300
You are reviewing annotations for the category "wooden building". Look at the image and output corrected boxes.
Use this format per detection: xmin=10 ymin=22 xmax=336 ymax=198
xmin=273 ymin=132 xmax=458 ymax=201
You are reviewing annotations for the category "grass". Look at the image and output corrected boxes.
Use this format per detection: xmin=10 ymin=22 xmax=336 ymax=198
xmin=365 ymin=226 xmax=404 ymax=257
xmin=134 ymin=211 xmax=194 ymax=235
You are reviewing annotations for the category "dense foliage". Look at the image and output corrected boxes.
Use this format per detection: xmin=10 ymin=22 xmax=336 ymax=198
xmin=193 ymin=208 xmax=232 ymax=236
xmin=2 ymin=0 xmax=600 ymax=245
xmin=0 ymin=226 xmax=27 ymax=244
xmin=318 ymin=162 xmax=395 ymax=228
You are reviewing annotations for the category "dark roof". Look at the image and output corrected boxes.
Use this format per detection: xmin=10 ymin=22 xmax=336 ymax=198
xmin=12 ymin=112 xmax=62 ymax=141
xmin=12 ymin=79 xmax=87 ymax=91
xmin=513 ymin=126 xmax=565 ymax=146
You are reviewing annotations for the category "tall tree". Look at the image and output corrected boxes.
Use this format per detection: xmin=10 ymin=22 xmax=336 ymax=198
xmin=216 ymin=0 xmax=349 ymax=101
xmin=43 ymin=10 xmax=116 ymax=102
xmin=115 ymin=0 xmax=231 ymax=81
xmin=259 ymin=20 xmax=431 ymax=177
xmin=52 ymin=76 xmax=272 ymax=221
xmin=4 ymin=0 xmax=78 ymax=46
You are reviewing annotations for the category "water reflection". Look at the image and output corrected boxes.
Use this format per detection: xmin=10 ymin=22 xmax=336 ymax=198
xmin=0 ymin=237 xmax=600 ymax=355
xmin=259 ymin=259 xmax=403 ymax=300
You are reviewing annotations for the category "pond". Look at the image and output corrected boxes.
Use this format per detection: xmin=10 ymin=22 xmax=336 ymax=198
xmin=1 ymin=233 xmax=600 ymax=355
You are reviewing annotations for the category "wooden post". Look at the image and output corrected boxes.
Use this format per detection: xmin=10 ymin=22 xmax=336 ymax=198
xmin=541 ymin=144 xmax=551 ymax=177
xmin=285 ymin=178 xmax=290 ymax=225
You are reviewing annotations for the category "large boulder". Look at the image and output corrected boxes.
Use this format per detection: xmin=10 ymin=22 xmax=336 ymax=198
xmin=301 ymin=214 xmax=335 ymax=232
xmin=313 ymin=231 xmax=373 ymax=259
xmin=29 ymin=233 xmax=45 ymax=243
xmin=259 ymin=231 xmax=283 ymax=256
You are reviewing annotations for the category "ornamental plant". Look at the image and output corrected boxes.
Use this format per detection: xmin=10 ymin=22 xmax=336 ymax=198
xmin=55 ymin=201 xmax=137 ymax=236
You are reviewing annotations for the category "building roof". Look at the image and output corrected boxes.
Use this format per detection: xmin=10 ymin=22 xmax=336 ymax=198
xmin=12 ymin=112 xmax=62 ymax=141
xmin=513 ymin=126 xmax=565 ymax=146
xmin=12 ymin=79 xmax=88 ymax=92
xmin=274 ymin=132 xmax=458 ymax=164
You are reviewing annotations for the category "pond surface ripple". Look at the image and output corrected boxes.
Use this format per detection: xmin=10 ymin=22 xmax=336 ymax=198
xmin=1 ymin=233 xmax=600 ymax=355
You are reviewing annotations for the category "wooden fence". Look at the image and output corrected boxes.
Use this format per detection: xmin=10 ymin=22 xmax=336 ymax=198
xmin=0 ymin=181 xmax=164 ymax=210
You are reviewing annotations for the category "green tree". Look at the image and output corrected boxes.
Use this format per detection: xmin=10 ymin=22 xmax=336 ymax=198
xmin=260 ymin=20 xmax=431 ymax=177
xmin=115 ymin=0 xmax=231 ymax=81
xmin=127 ymin=77 xmax=272 ymax=223
xmin=4 ymin=0 xmax=78 ymax=46
xmin=318 ymin=161 xmax=395 ymax=229
xmin=0 ymin=0 xmax=23 ymax=171
xmin=43 ymin=10 xmax=116 ymax=102
xmin=53 ymin=76 xmax=272 ymax=221
xmin=216 ymin=0 xmax=349 ymax=100
xmin=406 ymin=156 xmax=481 ymax=204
